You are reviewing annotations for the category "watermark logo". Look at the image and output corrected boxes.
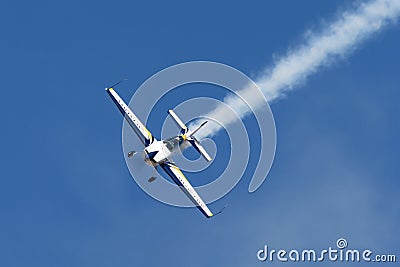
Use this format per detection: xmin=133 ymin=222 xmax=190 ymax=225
xmin=121 ymin=61 xmax=277 ymax=207
xmin=336 ymin=238 xmax=348 ymax=249
xmin=257 ymin=238 xmax=396 ymax=263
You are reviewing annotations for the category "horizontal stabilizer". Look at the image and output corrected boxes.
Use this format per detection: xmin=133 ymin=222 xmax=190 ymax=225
xmin=188 ymin=137 xmax=212 ymax=162
xmin=168 ymin=109 xmax=188 ymax=133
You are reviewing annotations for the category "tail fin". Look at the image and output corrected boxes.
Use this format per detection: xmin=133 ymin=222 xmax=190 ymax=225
xmin=187 ymin=121 xmax=207 ymax=138
xmin=168 ymin=109 xmax=212 ymax=162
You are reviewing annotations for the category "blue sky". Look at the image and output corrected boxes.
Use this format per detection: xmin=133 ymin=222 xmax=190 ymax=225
xmin=1 ymin=0 xmax=399 ymax=266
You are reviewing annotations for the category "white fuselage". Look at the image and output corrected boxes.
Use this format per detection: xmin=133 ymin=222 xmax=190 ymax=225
xmin=144 ymin=136 xmax=183 ymax=165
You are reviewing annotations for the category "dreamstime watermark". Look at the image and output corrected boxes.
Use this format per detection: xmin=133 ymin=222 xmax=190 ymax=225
xmin=257 ymin=238 xmax=396 ymax=263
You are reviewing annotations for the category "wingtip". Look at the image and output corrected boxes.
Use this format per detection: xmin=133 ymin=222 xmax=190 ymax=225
xmin=209 ymin=204 xmax=228 ymax=218
xmin=106 ymin=79 xmax=128 ymax=91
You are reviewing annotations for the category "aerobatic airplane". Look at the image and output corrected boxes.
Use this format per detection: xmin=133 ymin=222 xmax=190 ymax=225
xmin=106 ymin=84 xmax=219 ymax=218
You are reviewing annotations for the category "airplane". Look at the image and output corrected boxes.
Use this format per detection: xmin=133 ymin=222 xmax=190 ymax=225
xmin=106 ymin=83 xmax=222 ymax=218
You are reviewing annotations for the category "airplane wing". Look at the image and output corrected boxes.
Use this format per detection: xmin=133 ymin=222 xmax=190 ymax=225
xmin=160 ymin=161 xmax=214 ymax=218
xmin=106 ymin=87 xmax=155 ymax=145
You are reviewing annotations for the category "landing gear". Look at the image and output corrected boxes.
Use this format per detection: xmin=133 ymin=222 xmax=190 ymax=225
xmin=127 ymin=151 xmax=136 ymax=157
xmin=148 ymin=176 xmax=156 ymax=183
xmin=127 ymin=150 xmax=158 ymax=183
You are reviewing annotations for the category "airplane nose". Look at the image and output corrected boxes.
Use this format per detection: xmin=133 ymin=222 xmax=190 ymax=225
xmin=143 ymin=150 xmax=154 ymax=166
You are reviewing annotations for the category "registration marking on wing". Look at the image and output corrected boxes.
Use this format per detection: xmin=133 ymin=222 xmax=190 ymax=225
xmin=161 ymin=162 xmax=213 ymax=218
xmin=106 ymin=87 xmax=154 ymax=144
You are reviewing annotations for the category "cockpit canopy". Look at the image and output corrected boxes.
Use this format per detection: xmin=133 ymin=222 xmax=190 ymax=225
xmin=163 ymin=136 xmax=181 ymax=152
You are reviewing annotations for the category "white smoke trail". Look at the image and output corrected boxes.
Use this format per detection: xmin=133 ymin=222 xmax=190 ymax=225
xmin=193 ymin=0 xmax=400 ymax=140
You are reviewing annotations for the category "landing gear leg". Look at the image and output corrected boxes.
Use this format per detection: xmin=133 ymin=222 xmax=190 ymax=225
xmin=128 ymin=151 xmax=136 ymax=157
xmin=148 ymin=166 xmax=160 ymax=183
